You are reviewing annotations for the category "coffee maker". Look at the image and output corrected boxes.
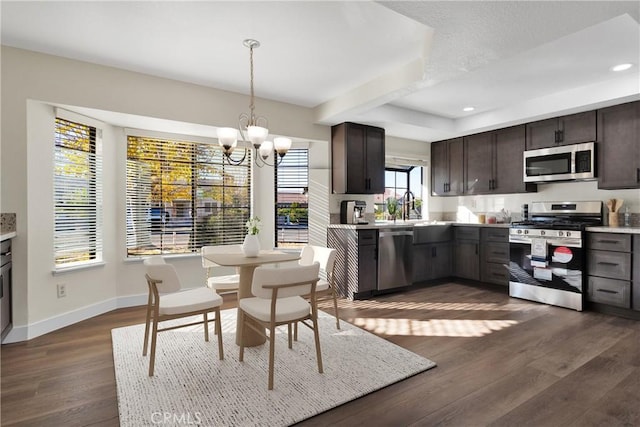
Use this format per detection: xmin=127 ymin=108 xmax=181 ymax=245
xmin=340 ymin=200 xmax=367 ymax=224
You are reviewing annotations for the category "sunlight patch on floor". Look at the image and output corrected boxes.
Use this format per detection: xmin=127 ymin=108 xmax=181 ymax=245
xmin=338 ymin=300 xmax=534 ymax=312
xmin=352 ymin=317 xmax=519 ymax=337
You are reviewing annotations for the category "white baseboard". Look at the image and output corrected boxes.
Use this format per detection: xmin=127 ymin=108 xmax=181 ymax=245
xmin=2 ymin=293 xmax=148 ymax=344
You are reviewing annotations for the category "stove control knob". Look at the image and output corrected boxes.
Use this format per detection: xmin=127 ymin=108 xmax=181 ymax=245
xmin=517 ymin=229 xmax=522 ymax=234
xmin=541 ymin=230 xmax=546 ymax=236
xmin=558 ymin=231 xmax=564 ymax=237
xmin=524 ymin=229 xmax=529 ymax=235
xmin=566 ymin=231 xmax=571 ymax=237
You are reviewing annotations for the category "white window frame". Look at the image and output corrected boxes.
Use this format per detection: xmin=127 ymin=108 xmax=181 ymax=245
xmin=53 ymin=117 xmax=103 ymax=270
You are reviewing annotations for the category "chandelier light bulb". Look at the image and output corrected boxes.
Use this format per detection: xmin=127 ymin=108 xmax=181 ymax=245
xmin=247 ymin=125 xmax=269 ymax=148
xmin=259 ymin=140 xmax=273 ymax=159
xmin=217 ymin=127 xmax=238 ymax=152
xmin=273 ymin=137 xmax=292 ymax=155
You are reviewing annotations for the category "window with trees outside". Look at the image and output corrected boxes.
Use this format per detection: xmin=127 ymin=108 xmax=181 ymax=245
xmin=274 ymin=148 xmax=308 ymax=248
xmin=374 ymin=166 xmax=423 ymax=220
xmin=126 ymin=135 xmax=251 ymax=257
xmin=54 ymin=117 xmax=103 ymax=267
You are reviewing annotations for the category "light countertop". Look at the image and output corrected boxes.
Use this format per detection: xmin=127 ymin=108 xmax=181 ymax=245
xmin=1 ymin=231 xmax=16 ymax=241
xmin=585 ymin=226 xmax=640 ymax=235
xmin=327 ymin=222 xmax=511 ymax=230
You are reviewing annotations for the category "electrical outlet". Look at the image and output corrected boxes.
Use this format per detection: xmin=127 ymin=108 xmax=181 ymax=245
xmin=57 ymin=283 xmax=67 ymax=298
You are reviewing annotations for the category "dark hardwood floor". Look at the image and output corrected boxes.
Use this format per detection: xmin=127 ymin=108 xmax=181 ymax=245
xmin=2 ymin=282 xmax=639 ymax=426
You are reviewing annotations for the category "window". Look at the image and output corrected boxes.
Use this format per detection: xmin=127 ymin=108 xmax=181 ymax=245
xmin=374 ymin=166 xmax=423 ymax=220
xmin=126 ymin=135 xmax=251 ymax=256
xmin=54 ymin=118 xmax=102 ymax=267
xmin=274 ymin=148 xmax=308 ymax=248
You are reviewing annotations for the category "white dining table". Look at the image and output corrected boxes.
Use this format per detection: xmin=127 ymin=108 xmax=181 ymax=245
xmin=203 ymin=249 xmax=300 ymax=347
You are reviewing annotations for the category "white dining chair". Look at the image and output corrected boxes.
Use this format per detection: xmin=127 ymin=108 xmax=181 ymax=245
xmin=298 ymin=245 xmax=340 ymax=329
xmin=237 ymin=262 xmax=322 ymax=390
xmin=201 ymin=245 xmax=242 ymax=294
xmin=143 ymin=255 xmax=224 ymax=376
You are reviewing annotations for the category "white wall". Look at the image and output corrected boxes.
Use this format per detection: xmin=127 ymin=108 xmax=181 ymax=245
xmin=0 ymin=46 xmax=334 ymax=340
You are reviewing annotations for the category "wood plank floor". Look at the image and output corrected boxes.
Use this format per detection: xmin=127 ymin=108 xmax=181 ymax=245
xmin=2 ymin=282 xmax=639 ymax=426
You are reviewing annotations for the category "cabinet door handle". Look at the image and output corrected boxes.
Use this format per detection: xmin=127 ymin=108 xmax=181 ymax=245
xmin=475 ymin=244 xmax=478 ymax=255
xmin=558 ymin=130 xmax=563 ymax=143
xmin=596 ymin=240 xmax=619 ymax=244
xmin=554 ymin=130 xmax=559 ymax=143
xmin=636 ymin=168 xmax=640 ymax=183
xmin=596 ymin=288 xmax=618 ymax=295
xmin=432 ymin=247 xmax=436 ymax=257
xmin=597 ymin=262 xmax=619 ymax=266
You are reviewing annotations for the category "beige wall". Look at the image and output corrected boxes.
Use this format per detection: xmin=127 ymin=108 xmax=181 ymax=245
xmin=0 ymin=46 xmax=335 ymax=338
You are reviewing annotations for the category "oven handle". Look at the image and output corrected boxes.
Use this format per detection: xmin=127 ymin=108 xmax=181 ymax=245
xmin=509 ymin=236 xmax=582 ymax=248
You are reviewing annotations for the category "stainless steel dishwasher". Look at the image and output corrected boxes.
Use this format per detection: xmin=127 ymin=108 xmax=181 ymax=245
xmin=377 ymin=228 xmax=413 ymax=291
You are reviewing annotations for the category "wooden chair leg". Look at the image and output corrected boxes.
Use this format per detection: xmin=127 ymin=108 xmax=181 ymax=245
xmin=293 ymin=321 xmax=298 ymax=341
xmin=142 ymin=302 xmax=153 ymax=356
xmin=268 ymin=324 xmax=276 ymax=390
xmin=312 ymin=315 xmax=323 ymax=374
xmin=215 ymin=308 xmax=224 ymax=360
xmin=332 ymin=290 xmax=341 ymax=329
xmin=148 ymin=318 xmax=159 ymax=376
xmin=288 ymin=323 xmax=293 ymax=349
xmin=203 ymin=312 xmax=209 ymax=342
xmin=238 ymin=310 xmax=245 ymax=362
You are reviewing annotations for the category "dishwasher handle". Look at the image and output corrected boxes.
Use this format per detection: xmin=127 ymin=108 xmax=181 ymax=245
xmin=379 ymin=230 xmax=413 ymax=238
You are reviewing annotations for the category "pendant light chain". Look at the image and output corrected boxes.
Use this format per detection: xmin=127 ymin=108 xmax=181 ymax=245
xmin=248 ymin=43 xmax=255 ymax=126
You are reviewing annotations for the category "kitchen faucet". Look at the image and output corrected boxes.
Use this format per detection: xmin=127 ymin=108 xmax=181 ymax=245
xmin=402 ymin=190 xmax=416 ymax=220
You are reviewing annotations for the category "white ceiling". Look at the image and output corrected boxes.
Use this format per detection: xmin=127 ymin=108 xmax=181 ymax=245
xmin=2 ymin=1 xmax=639 ymax=142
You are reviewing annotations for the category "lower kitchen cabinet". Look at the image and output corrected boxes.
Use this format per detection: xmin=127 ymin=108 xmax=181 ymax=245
xmin=480 ymin=228 xmax=509 ymax=286
xmin=586 ymin=232 xmax=635 ymax=311
xmin=412 ymin=225 xmax=452 ymax=282
xmin=454 ymin=226 xmax=480 ymax=281
xmin=328 ymin=227 xmax=377 ymax=300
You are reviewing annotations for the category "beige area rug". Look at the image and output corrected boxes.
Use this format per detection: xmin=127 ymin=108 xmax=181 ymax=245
xmin=111 ymin=309 xmax=436 ymax=426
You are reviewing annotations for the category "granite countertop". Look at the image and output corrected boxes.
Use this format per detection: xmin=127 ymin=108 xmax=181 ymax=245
xmin=1 ymin=231 xmax=17 ymax=241
xmin=585 ymin=226 xmax=640 ymax=235
xmin=327 ymin=221 xmax=511 ymax=230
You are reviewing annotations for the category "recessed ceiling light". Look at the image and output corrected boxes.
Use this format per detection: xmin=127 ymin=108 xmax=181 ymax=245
xmin=463 ymin=106 xmax=475 ymax=112
xmin=611 ymin=63 xmax=633 ymax=72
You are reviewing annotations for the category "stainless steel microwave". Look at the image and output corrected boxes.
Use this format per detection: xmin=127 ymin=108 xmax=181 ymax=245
xmin=523 ymin=142 xmax=596 ymax=183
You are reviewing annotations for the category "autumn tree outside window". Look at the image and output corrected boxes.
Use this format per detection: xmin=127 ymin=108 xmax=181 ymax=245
xmin=54 ymin=118 xmax=103 ymax=267
xmin=126 ymin=135 xmax=251 ymax=256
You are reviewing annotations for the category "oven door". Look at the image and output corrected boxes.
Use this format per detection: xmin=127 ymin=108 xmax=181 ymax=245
xmin=508 ymin=234 xmax=584 ymax=311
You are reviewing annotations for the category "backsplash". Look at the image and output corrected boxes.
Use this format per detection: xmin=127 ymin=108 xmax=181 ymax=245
xmin=1 ymin=213 xmax=16 ymax=233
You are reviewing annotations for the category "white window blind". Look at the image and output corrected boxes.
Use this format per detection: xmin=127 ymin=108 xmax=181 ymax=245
xmin=126 ymin=135 xmax=251 ymax=256
xmin=54 ymin=117 xmax=103 ymax=267
xmin=274 ymin=148 xmax=309 ymax=248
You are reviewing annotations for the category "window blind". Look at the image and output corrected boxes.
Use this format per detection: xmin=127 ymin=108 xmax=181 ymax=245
xmin=274 ymin=148 xmax=309 ymax=248
xmin=54 ymin=117 xmax=103 ymax=267
xmin=126 ymin=135 xmax=251 ymax=256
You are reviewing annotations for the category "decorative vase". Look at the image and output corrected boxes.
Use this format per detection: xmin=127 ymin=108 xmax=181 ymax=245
xmin=242 ymin=234 xmax=260 ymax=257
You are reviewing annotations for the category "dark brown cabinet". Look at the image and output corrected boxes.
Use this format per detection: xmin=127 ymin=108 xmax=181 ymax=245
xmin=328 ymin=227 xmax=377 ymax=300
xmin=480 ymin=228 xmax=509 ymax=286
xmin=526 ymin=110 xmax=596 ymax=150
xmin=332 ymin=122 xmax=385 ymax=194
xmin=597 ymin=101 xmax=640 ymax=189
xmin=454 ymin=226 xmax=480 ymax=280
xmin=412 ymin=225 xmax=452 ymax=283
xmin=464 ymin=125 xmax=535 ymax=195
xmin=587 ymin=233 xmax=633 ymax=310
xmin=431 ymin=138 xmax=463 ymax=196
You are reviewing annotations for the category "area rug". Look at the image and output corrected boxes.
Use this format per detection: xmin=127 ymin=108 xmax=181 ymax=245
xmin=111 ymin=309 xmax=436 ymax=426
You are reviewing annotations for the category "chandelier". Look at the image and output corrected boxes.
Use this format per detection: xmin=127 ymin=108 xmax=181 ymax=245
xmin=217 ymin=39 xmax=292 ymax=167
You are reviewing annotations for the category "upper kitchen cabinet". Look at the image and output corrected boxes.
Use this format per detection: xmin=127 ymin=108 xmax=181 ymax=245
xmin=597 ymin=101 xmax=640 ymax=190
xmin=526 ymin=110 xmax=596 ymax=150
xmin=465 ymin=125 xmax=536 ymax=194
xmin=332 ymin=122 xmax=385 ymax=194
xmin=431 ymin=138 xmax=463 ymax=196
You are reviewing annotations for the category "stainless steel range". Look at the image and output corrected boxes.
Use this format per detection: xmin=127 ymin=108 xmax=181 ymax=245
xmin=508 ymin=201 xmax=603 ymax=311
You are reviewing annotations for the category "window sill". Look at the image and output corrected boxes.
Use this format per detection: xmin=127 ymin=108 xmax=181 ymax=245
xmin=123 ymin=253 xmax=200 ymax=263
xmin=52 ymin=261 xmax=106 ymax=276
